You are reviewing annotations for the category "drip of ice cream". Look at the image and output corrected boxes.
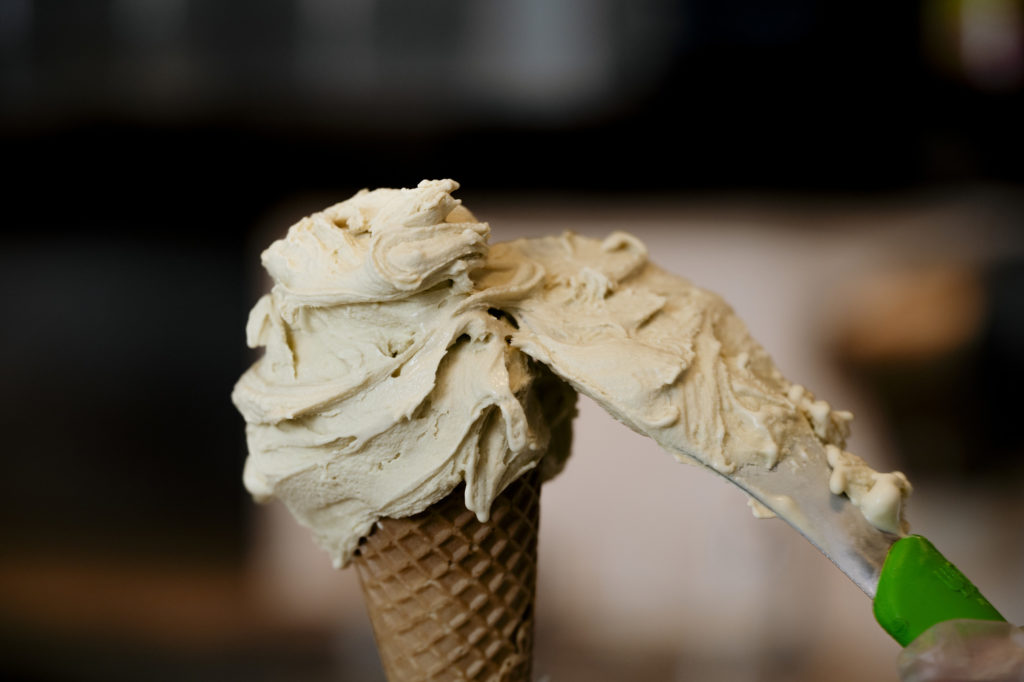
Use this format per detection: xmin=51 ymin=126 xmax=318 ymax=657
xmin=826 ymin=445 xmax=911 ymax=534
xmin=233 ymin=179 xmax=911 ymax=568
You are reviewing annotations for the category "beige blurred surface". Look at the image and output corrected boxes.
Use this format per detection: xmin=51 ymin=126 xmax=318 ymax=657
xmin=242 ymin=187 xmax=1024 ymax=681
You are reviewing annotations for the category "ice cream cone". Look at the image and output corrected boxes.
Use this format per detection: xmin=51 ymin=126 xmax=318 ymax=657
xmin=352 ymin=468 xmax=541 ymax=682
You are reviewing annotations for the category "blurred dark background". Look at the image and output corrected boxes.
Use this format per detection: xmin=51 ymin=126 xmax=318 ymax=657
xmin=1 ymin=1 xmax=1022 ymax=680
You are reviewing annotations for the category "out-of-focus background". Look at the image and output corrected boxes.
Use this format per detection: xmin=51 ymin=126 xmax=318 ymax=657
xmin=2 ymin=1 xmax=1023 ymax=680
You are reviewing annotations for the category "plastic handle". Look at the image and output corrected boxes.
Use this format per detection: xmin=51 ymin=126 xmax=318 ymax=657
xmin=873 ymin=534 xmax=1006 ymax=646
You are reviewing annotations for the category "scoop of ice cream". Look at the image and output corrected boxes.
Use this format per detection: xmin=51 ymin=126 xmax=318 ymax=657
xmin=233 ymin=180 xmax=576 ymax=567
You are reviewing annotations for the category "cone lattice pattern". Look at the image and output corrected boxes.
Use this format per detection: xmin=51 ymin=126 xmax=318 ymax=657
xmin=353 ymin=470 xmax=540 ymax=682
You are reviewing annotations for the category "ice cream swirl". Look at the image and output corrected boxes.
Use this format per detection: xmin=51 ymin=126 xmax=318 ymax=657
xmin=233 ymin=180 xmax=575 ymax=567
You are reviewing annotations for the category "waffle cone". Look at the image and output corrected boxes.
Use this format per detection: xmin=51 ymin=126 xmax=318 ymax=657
xmin=353 ymin=469 xmax=541 ymax=681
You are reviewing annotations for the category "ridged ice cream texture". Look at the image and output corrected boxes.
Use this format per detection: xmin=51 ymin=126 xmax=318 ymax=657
xmin=232 ymin=179 xmax=910 ymax=568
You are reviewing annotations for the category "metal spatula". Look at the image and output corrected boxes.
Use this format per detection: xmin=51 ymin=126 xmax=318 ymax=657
xmin=723 ymin=430 xmax=1006 ymax=646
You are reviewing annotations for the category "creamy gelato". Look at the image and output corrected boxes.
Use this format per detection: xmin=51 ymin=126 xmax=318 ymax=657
xmin=233 ymin=179 xmax=911 ymax=568
xmin=233 ymin=180 xmax=576 ymax=567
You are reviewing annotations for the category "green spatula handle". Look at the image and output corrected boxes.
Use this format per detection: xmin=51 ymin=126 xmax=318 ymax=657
xmin=874 ymin=535 xmax=1006 ymax=646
